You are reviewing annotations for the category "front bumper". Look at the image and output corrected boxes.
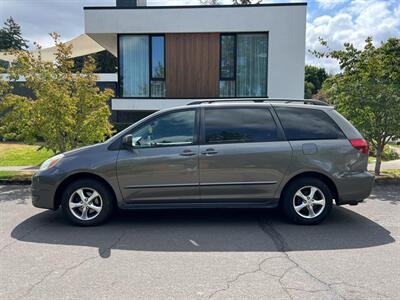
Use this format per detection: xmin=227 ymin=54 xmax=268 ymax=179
xmin=31 ymin=168 xmax=61 ymax=210
xmin=335 ymin=171 xmax=374 ymax=205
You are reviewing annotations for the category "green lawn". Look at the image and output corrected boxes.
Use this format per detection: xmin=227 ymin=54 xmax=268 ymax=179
xmin=380 ymin=169 xmax=400 ymax=176
xmin=0 ymin=143 xmax=53 ymax=166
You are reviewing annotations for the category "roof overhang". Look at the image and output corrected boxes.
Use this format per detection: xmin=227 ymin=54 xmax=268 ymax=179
xmin=0 ymin=34 xmax=105 ymax=63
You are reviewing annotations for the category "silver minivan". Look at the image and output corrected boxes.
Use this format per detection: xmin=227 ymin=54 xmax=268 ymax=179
xmin=32 ymin=99 xmax=374 ymax=226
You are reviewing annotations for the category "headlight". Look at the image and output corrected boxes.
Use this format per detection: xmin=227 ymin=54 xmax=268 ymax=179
xmin=39 ymin=154 xmax=64 ymax=171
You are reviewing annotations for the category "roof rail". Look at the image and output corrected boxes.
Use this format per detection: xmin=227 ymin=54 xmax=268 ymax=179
xmin=187 ymin=98 xmax=329 ymax=106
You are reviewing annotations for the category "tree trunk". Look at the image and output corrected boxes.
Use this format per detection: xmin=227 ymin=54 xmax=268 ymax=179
xmin=374 ymin=143 xmax=383 ymax=176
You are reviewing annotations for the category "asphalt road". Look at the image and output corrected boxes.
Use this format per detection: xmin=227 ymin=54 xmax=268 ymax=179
xmin=0 ymin=185 xmax=399 ymax=300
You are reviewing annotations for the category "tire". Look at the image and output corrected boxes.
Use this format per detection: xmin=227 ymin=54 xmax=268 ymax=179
xmin=61 ymin=178 xmax=115 ymax=226
xmin=281 ymin=177 xmax=333 ymax=225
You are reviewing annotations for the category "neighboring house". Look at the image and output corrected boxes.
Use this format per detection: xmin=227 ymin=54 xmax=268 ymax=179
xmin=84 ymin=1 xmax=306 ymax=124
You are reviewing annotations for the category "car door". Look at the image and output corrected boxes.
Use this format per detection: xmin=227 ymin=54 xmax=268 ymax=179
xmin=117 ymin=108 xmax=200 ymax=203
xmin=199 ymin=106 xmax=292 ymax=202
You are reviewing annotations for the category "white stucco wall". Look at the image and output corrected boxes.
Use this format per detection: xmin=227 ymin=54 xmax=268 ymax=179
xmin=84 ymin=4 xmax=306 ymax=110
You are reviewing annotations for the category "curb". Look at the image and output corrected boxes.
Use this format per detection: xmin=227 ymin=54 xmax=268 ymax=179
xmin=0 ymin=179 xmax=32 ymax=185
xmin=374 ymin=177 xmax=400 ymax=185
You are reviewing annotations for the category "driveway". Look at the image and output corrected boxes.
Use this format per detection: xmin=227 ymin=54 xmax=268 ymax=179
xmin=0 ymin=185 xmax=399 ymax=299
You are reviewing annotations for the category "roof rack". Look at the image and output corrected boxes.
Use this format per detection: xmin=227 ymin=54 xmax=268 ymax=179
xmin=187 ymin=98 xmax=329 ymax=106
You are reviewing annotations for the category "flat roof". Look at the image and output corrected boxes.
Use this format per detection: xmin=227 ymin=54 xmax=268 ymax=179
xmin=84 ymin=3 xmax=307 ymax=10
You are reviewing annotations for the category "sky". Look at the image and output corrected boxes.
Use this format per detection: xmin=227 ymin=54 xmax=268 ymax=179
xmin=1 ymin=0 xmax=399 ymax=73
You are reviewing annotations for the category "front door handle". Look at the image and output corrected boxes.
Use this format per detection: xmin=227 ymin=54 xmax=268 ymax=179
xmin=180 ymin=149 xmax=196 ymax=156
xmin=201 ymin=148 xmax=218 ymax=155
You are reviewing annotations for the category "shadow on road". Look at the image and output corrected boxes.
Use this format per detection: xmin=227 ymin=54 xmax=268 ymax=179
xmin=11 ymin=206 xmax=395 ymax=257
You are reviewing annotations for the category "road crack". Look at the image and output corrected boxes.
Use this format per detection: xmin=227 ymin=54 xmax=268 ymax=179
xmin=258 ymin=219 xmax=345 ymax=299
xmin=58 ymin=230 xmax=126 ymax=278
xmin=207 ymin=255 xmax=284 ymax=299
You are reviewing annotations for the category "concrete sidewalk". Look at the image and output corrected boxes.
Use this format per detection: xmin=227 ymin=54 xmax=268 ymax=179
xmin=0 ymin=166 xmax=38 ymax=171
xmin=368 ymin=159 xmax=400 ymax=171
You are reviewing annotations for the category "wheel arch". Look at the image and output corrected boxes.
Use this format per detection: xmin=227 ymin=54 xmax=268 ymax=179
xmin=279 ymin=171 xmax=339 ymax=205
xmin=54 ymin=172 xmax=118 ymax=209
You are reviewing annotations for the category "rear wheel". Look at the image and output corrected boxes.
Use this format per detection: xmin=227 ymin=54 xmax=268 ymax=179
xmin=61 ymin=179 xmax=114 ymax=226
xmin=281 ymin=177 xmax=333 ymax=225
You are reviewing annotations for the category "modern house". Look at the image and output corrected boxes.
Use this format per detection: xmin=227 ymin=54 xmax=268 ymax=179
xmin=84 ymin=1 xmax=307 ymax=124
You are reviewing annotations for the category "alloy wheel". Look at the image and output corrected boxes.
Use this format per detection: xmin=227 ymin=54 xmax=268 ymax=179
xmin=68 ymin=187 xmax=103 ymax=221
xmin=292 ymin=185 xmax=326 ymax=219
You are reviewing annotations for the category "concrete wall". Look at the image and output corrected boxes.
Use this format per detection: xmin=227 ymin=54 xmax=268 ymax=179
xmin=84 ymin=4 xmax=306 ymax=110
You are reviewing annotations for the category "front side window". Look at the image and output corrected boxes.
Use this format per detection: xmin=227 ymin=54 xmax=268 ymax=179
xmin=132 ymin=110 xmax=196 ymax=147
xmin=205 ymin=108 xmax=279 ymax=144
xmin=275 ymin=107 xmax=346 ymax=140
xmin=119 ymin=35 xmax=165 ymax=98
xmin=219 ymin=33 xmax=268 ymax=98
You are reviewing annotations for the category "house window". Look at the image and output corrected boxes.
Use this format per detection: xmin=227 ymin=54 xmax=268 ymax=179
xmin=219 ymin=33 xmax=268 ymax=98
xmin=119 ymin=35 xmax=165 ymax=98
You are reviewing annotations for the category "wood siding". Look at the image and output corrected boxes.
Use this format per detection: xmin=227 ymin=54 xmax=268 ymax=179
xmin=165 ymin=33 xmax=219 ymax=98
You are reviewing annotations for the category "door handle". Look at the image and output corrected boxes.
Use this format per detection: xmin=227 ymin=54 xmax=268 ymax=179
xmin=180 ymin=149 xmax=196 ymax=156
xmin=201 ymin=148 xmax=218 ymax=155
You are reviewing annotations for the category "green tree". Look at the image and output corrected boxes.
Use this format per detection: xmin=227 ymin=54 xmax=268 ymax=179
xmin=0 ymin=17 xmax=29 ymax=51
xmin=304 ymin=65 xmax=328 ymax=98
xmin=0 ymin=33 xmax=114 ymax=153
xmin=318 ymin=37 xmax=400 ymax=175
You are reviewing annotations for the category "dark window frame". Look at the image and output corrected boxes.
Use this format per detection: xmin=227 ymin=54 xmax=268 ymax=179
xmin=118 ymin=33 xmax=166 ymax=99
xmin=200 ymin=106 xmax=284 ymax=145
xmin=219 ymin=32 xmax=269 ymax=98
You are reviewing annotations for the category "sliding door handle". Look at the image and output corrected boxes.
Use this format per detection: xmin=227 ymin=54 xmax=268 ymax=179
xmin=180 ymin=150 xmax=196 ymax=156
xmin=201 ymin=148 xmax=218 ymax=155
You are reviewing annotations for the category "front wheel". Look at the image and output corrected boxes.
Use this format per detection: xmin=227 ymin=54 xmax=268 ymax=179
xmin=61 ymin=179 xmax=115 ymax=226
xmin=281 ymin=177 xmax=333 ymax=225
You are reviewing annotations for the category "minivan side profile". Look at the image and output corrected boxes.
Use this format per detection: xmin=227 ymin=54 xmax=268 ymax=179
xmin=32 ymin=100 xmax=374 ymax=226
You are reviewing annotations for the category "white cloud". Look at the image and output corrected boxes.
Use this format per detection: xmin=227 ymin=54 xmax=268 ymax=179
xmin=317 ymin=0 xmax=348 ymax=9
xmin=306 ymin=0 xmax=400 ymax=73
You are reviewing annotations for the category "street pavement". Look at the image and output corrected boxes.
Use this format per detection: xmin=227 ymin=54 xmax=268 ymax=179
xmin=0 ymin=185 xmax=399 ymax=300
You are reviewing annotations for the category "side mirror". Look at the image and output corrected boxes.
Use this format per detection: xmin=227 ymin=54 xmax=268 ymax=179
xmin=122 ymin=134 xmax=142 ymax=148
xmin=122 ymin=134 xmax=133 ymax=148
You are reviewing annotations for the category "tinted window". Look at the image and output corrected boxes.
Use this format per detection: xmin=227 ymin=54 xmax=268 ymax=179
xmin=275 ymin=107 xmax=345 ymax=140
xmin=132 ymin=110 xmax=195 ymax=147
xmin=205 ymin=108 xmax=279 ymax=144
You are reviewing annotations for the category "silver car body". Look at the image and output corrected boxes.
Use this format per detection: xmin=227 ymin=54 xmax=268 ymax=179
xmin=32 ymin=102 xmax=374 ymax=210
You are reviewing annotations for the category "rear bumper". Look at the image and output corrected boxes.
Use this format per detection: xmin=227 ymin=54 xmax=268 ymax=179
xmin=335 ymin=171 xmax=374 ymax=205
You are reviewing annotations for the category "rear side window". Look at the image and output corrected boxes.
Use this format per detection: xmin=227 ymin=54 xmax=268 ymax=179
xmin=204 ymin=108 xmax=280 ymax=144
xmin=275 ymin=107 xmax=346 ymax=140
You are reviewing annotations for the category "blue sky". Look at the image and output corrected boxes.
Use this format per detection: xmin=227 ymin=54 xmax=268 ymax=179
xmin=1 ymin=0 xmax=399 ymax=73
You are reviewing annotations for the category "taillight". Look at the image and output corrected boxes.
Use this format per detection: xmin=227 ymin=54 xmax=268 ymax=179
xmin=350 ymin=139 xmax=369 ymax=154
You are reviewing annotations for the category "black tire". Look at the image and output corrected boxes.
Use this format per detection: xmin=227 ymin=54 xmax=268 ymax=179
xmin=281 ymin=177 xmax=333 ymax=225
xmin=61 ymin=178 xmax=115 ymax=226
